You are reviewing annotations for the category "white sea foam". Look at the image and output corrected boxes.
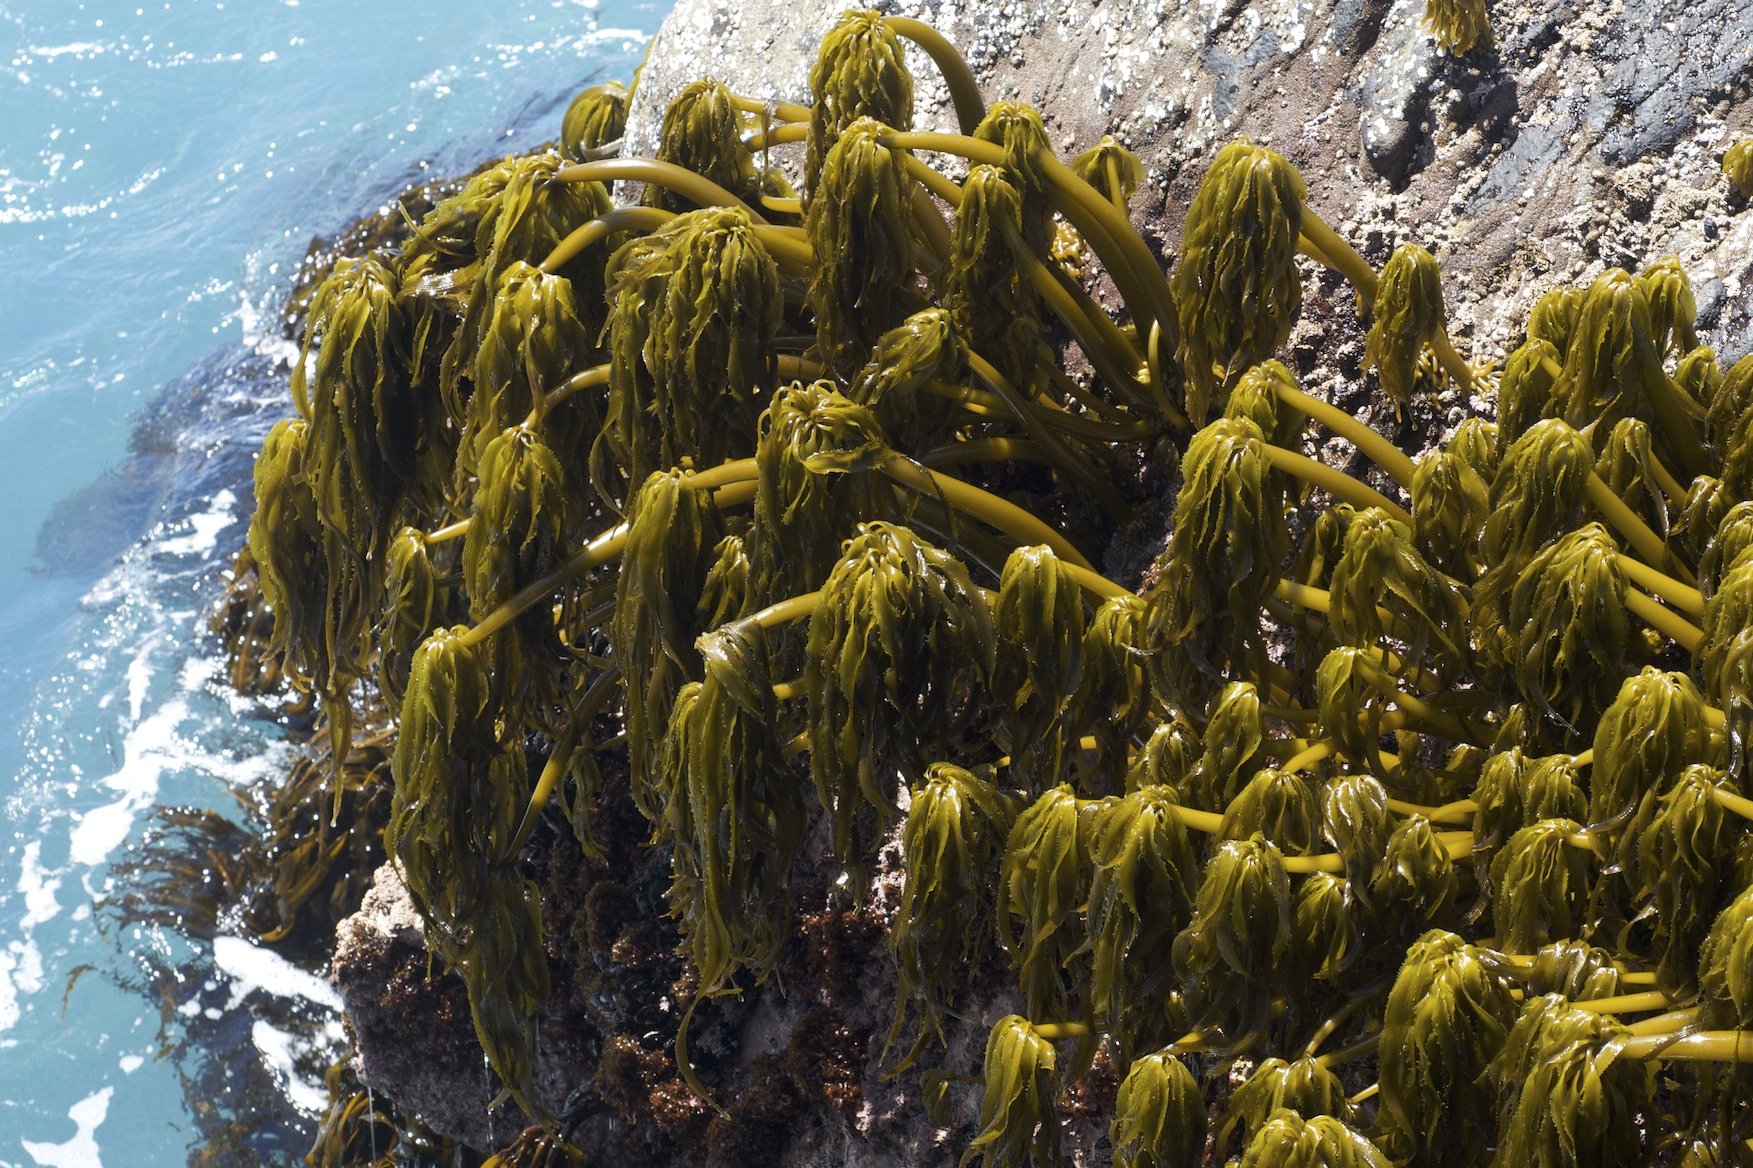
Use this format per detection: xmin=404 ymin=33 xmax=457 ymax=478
xmin=212 ymin=935 xmax=343 ymax=1012
xmin=19 ymin=1087 xmax=113 ymax=1168
xmin=152 ymin=490 xmax=237 ymax=558
xmin=18 ymin=842 xmax=61 ymax=930
xmin=250 ymin=1020 xmax=328 ymax=1115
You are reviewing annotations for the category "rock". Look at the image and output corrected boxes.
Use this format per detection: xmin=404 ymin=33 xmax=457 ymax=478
xmin=626 ymin=0 xmax=1753 ymax=363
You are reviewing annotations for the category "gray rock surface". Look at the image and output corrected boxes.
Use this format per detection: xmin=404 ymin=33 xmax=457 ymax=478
xmin=626 ymin=0 xmax=1753 ymax=369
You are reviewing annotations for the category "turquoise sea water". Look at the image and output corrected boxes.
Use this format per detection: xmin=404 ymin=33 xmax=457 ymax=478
xmin=0 ymin=1 xmax=660 ymax=1160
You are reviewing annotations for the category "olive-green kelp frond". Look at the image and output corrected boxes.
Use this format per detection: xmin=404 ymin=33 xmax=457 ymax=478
xmin=1700 ymin=881 xmax=1753 ymax=1029
xmin=1481 ymin=418 xmax=1595 ymax=569
xmin=1700 ymin=501 xmax=1753 ymax=596
xmin=645 ymin=79 xmax=756 ymax=213
xmin=1632 ymin=764 xmax=1746 ymax=995
xmin=1064 ymin=593 xmax=1152 ymax=791
xmin=1727 ymin=140 xmax=1753 ymax=197
xmin=847 ymin=308 xmax=966 ymax=454
xmin=1506 ymin=523 xmax=1631 ymax=733
xmin=1636 ymin=255 xmax=1701 ymax=358
xmin=600 ymin=205 xmax=780 ymax=503
xmin=1556 ymin=268 xmax=1706 ymax=477
xmin=997 ymin=785 xmax=1093 ymax=1019
xmin=1593 ymin=417 xmax=1671 ymax=539
xmin=961 ymin=1015 xmax=1061 ymax=1168
xmin=1143 ymin=417 xmax=1286 ymax=707
xmin=1313 ymin=647 xmax=1387 ymax=765
xmin=1410 ymin=449 xmax=1489 ymax=577
xmin=1328 ymin=505 xmax=1466 ymax=674
xmin=1495 ymin=336 xmax=1562 ymax=446
xmin=1526 ymin=286 xmax=1579 ymax=352
xmin=805 ymin=522 xmax=995 ymax=863
xmin=806 ymin=9 xmax=914 ymax=204
xmin=1700 ymin=554 xmax=1753 ymax=728
xmin=378 ymin=527 xmax=446 ymax=716
xmin=1588 ymin=668 xmax=1713 ymax=832
xmin=1291 ymin=871 xmax=1355 ymax=982
xmin=1192 ymin=679 xmax=1266 ymax=811
xmin=938 ymin=165 xmax=1041 ymax=392
xmin=1474 ymin=419 xmax=1596 ymax=658
xmin=973 ymin=101 xmax=1056 ymax=242
xmin=1172 ymin=140 xmax=1306 ymax=424
xmin=1222 ymin=768 xmax=1320 ymax=857
xmin=559 ymin=81 xmax=628 ymax=162
xmin=659 ymin=622 xmax=804 ymax=994
xmin=1422 ymin=0 xmax=1492 ymax=54
xmin=1489 ymin=818 xmax=1589 ymax=953
xmin=1070 ymin=135 xmax=1144 ymax=211
xmin=1088 ymin=786 xmax=1199 ymax=1058
xmin=1238 ymin=1110 xmax=1393 ymax=1168
xmin=1470 ymin=751 xmax=1585 ymax=877
xmin=1222 ymin=359 xmax=1305 ymax=452
xmin=749 ymin=379 xmax=891 ymax=606
xmin=1370 ymin=813 xmax=1458 ymax=922
xmin=248 ymin=418 xmax=327 ymax=685
xmin=1709 ymin=353 xmax=1753 ymax=447
xmin=1126 ymin=717 xmax=1203 ymax=794
xmin=462 ymin=262 xmax=599 ymax=488
xmin=1110 ymin=1051 xmax=1205 ymax=1168
xmin=807 ymin=116 xmax=923 ymax=373
xmin=992 ymin=544 xmax=1087 ymax=793
xmin=456 ymin=872 xmax=552 ymax=1119
xmin=1490 ymin=997 xmax=1653 ymax=1168
xmin=1377 ymin=930 xmax=1516 ymax=1168
xmin=1171 ymin=834 xmax=1292 ymax=1053
xmin=1676 ymin=344 xmax=1722 ymax=412
xmin=386 ymin=627 xmax=524 ymax=951
xmin=888 ymin=763 xmax=1013 ymax=1067
xmin=1677 ymin=474 xmax=1734 ymax=568
xmin=1222 ymin=1057 xmax=1355 ymax=1154
xmin=462 ymin=424 xmax=571 ymax=721
xmin=1448 ymin=414 xmax=1501 ymax=481
xmin=294 ymin=252 xmax=418 ymax=539
xmin=1320 ymin=773 xmax=1391 ymax=885
xmin=1521 ymin=940 xmax=1621 ymax=999
xmin=613 ymin=469 xmax=727 ymax=820
xmin=1364 ymin=243 xmax=1450 ymax=411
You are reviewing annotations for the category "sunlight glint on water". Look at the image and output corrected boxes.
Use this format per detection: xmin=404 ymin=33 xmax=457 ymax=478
xmin=0 ymin=1 xmax=659 ymax=1159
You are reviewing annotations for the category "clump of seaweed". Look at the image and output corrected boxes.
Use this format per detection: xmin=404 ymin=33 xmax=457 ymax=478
xmin=225 ymin=9 xmax=1753 ymax=1165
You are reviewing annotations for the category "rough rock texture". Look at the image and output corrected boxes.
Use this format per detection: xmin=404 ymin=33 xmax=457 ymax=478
xmin=334 ymin=0 xmax=1753 ymax=1161
xmin=627 ymin=0 xmax=1753 ymax=366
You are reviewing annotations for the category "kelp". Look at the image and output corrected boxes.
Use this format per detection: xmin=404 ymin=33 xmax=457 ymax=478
xmin=222 ymin=16 xmax=1753 ymax=1160
xmin=888 ymin=763 xmax=1013 ymax=1066
xmin=804 ymin=522 xmax=995 ymax=863
xmin=1173 ymin=141 xmax=1306 ymax=424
